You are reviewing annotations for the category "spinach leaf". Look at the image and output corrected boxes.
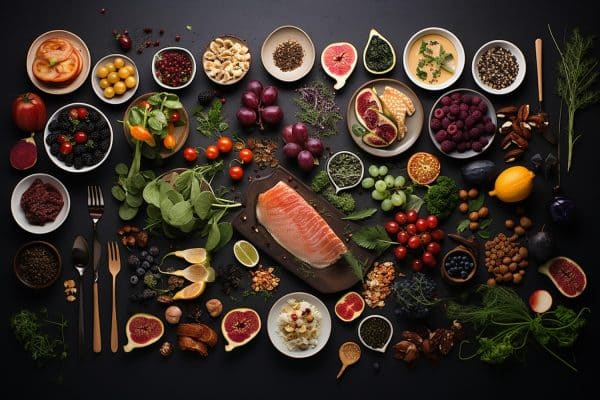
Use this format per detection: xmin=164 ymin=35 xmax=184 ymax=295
xmin=143 ymin=181 xmax=161 ymax=208
xmin=115 ymin=163 xmax=129 ymax=176
xmin=111 ymin=186 xmax=126 ymax=201
xmin=164 ymin=100 xmax=183 ymax=110
xmin=193 ymin=191 xmax=215 ymax=220
xmin=125 ymin=193 xmax=144 ymax=208
xmin=205 ymin=223 xmax=220 ymax=251
xmin=216 ymin=222 xmax=233 ymax=250
xmin=168 ymin=201 xmax=194 ymax=227
xmin=119 ymin=203 xmax=138 ymax=220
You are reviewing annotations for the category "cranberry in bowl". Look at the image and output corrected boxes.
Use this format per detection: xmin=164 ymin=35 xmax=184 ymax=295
xmin=152 ymin=47 xmax=196 ymax=90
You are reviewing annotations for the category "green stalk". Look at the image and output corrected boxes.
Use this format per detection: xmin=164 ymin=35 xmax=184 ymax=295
xmin=567 ymin=107 xmax=576 ymax=171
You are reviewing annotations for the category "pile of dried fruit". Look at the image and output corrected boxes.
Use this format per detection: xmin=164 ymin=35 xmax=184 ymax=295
xmin=362 ymin=261 xmax=396 ymax=308
xmin=250 ymin=266 xmax=280 ymax=292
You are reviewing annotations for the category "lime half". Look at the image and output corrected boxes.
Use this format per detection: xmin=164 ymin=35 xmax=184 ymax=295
xmin=233 ymin=240 xmax=259 ymax=268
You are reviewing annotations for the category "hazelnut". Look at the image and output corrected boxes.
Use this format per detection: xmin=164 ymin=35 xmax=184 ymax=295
xmin=66 ymin=295 xmax=77 ymax=302
xmin=505 ymin=219 xmax=515 ymax=229
xmin=459 ymin=202 xmax=469 ymax=213
xmin=205 ymin=299 xmax=223 ymax=317
xmin=512 ymin=274 xmax=523 ymax=284
xmin=486 ymin=278 xmax=496 ymax=286
xmin=165 ymin=305 xmax=182 ymax=324
xmin=459 ymin=189 xmax=468 ymax=200
xmin=468 ymin=188 xmax=479 ymax=199
xmin=469 ymin=222 xmax=479 ymax=231
xmin=478 ymin=207 xmax=489 ymax=218
xmin=469 ymin=211 xmax=480 ymax=222
xmin=514 ymin=226 xmax=526 ymax=236
xmin=519 ymin=216 xmax=533 ymax=230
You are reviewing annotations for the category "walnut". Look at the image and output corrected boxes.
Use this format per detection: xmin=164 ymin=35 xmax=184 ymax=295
xmin=393 ymin=341 xmax=419 ymax=363
xmin=167 ymin=275 xmax=185 ymax=290
xmin=430 ymin=328 xmax=455 ymax=355
xmin=205 ymin=299 xmax=223 ymax=317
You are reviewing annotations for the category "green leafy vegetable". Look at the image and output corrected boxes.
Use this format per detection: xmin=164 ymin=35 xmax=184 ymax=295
xmin=294 ymin=81 xmax=343 ymax=137
xmin=457 ymin=219 xmax=470 ymax=233
xmin=342 ymin=208 xmax=377 ymax=221
xmin=468 ymin=193 xmax=484 ymax=212
xmin=351 ymin=123 xmax=366 ymax=137
xmin=447 ymin=285 xmax=589 ymax=371
xmin=423 ymin=176 xmax=459 ymax=219
xmin=311 ymin=170 xmax=356 ymax=213
xmin=352 ymin=225 xmax=393 ymax=254
xmin=194 ymin=99 xmax=229 ymax=138
xmin=11 ymin=309 xmax=68 ymax=365
xmin=405 ymin=194 xmax=424 ymax=212
xmin=342 ymin=252 xmax=366 ymax=282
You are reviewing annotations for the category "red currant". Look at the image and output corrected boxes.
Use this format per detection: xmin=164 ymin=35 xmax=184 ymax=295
xmin=393 ymin=245 xmax=408 ymax=260
xmin=394 ymin=211 xmax=407 ymax=225
xmin=420 ymin=232 xmax=432 ymax=245
xmin=384 ymin=221 xmax=400 ymax=235
xmin=407 ymin=235 xmax=421 ymax=249
xmin=406 ymin=224 xmax=417 ymax=236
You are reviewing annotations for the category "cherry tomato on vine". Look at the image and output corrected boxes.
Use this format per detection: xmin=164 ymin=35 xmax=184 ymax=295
xmin=407 ymin=235 xmax=421 ymax=249
xmin=205 ymin=145 xmax=220 ymax=160
xmin=229 ymin=165 xmax=244 ymax=181
xmin=420 ymin=232 xmax=432 ymax=245
xmin=59 ymin=141 xmax=73 ymax=155
xmin=57 ymin=134 xmax=68 ymax=144
xmin=426 ymin=215 xmax=439 ymax=229
xmin=394 ymin=211 xmax=407 ymax=225
xmin=182 ymin=146 xmax=198 ymax=162
xmin=217 ymin=136 xmax=233 ymax=154
xmin=426 ymin=242 xmax=441 ymax=255
xmin=416 ymin=218 xmax=428 ymax=232
xmin=139 ymin=100 xmax=152 ymax=110
xmin=410 ymin=259 xmax=423 ymax=272
xmin=169 ymin=110 xmax=181 ymax=123
xmin=406 ymin=224 xmax=417 ymax=236
xmin=239 ymin=148 xmax=253 ymax=163
xmin=396 ymin=231 xmax=409 ymax=244
xmin=77 ymin=107 xmax=89 ymax=120
xmin=406 ymin=209 xmax=418 ymax=223
xmin=68 ymin=108 xmax=79 ymax=120
xmin=384 ymin=221 xmax=399 ymax=235
xmin=393 ymin=245 xmax=407 ymax=260
xmin=421 ymin=251 xmax=437 ymax=268
xmin=74 ymin=131 xmax=88 ymax=144
xmin=431 ymin=229 xmax=445 ymax=241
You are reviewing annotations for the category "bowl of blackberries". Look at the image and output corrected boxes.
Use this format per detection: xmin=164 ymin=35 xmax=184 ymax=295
xmin=428 ymin=88 xmax=496 ymax=159
xmin=44 ymin=103 xmax=113 ymax=172
xmin=441 ymin=246 xmax=477 ymax=285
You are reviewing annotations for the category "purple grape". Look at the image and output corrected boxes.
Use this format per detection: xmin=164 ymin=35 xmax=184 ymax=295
xmin=297 ymin=150 xmax=315 ymax=171
xmin=261 ymin=86 xmax=278 ymax=106
xmin=283 ymin=142 xmax=302 ymax=158
xmin=305 ymin=137 xmax=323 ymax=157
xmin=291 ymin=122 xmax=308 ymax=144
xmin=241 ymin=91 xmax=260 ymax=110
xmin=282 ymin=124 xmax=294 ymax=143
xmin=246 ymin=80 xmax=263 ymax=97
xmin=261 ymin=105 xmax=283 ymax=125
xmin=236 ymin=107 xmax=257 ymax=126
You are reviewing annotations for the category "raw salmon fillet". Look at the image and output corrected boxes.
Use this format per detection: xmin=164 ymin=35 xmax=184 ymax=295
xmin=256 ymin=181 xmax=348 ymax=269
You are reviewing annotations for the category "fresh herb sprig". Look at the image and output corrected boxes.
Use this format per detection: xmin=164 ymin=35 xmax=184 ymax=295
xmin=351 ymin=225 xmax=395 ymax=255
xmin=194 ymin=99 xmax=229 ymax=138
xmin=11 ymin=309 xmax=68 ymax=364
xmin=294 ymin=81 xmax=343 ymax=137
xmin=549 ymin=26 xmax=600 ymax=172
xmin=342 ymin=208 xmax=377 ymax=221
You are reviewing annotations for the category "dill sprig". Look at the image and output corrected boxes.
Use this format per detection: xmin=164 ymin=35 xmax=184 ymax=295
xmin=11 ymin=309 xmax=68 ymax=364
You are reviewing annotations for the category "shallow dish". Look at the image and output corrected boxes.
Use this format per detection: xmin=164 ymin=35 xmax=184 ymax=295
xmin=357 ymin=314 xmax=393 ymax=353
xmin=346 ymin=78 xmax=424 ymax=158
xmin=26 ymin=30 xmax=91 ymax=95
xmin=428 ymin=88 xmax=496 ymax=159
xmin=261 ymin=25 xmax=315 ymax=82
xmin=202 ymin=35 xmax=251 ymax=85
xmin=11 ymin=173 xmax=70 ymax=235
xmin=472 ymin=40 xmax=526 ymax=95
xmin=402 ymin=27 xmax=465 ymax=91
xmin=122 ymin=93 xmax=190 ymax=159
xmin=44 ymin=102 xmax=113 ymax=172
xmin=152 ymin=47 xmax=196 ymax=90
xmin=267 ymin=292 xmax=331 ymax=358
xmin=14 ymin=240 xmax=62 ymax=289
xmin=91 ymin=53 xmax=139 ymax=104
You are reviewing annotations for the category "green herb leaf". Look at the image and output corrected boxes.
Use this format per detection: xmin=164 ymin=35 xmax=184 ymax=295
xmin=479 ymin=218 xmax=493 ymax=230
xmin=405 ymin=194 xmax=424 ymax=212
xmin=119 ymin=203 xmax=138 ymax=220
xmin=342 ymin=208 xmax=377 ymax=220
xmin=216 ymin=222 xmax=233 ymax=250
xmin=131 ymin=173 xmax=147 ymax=190
xmin=147 ymin=116 xmax=163 ymax=131
xmin=294 ymin=81 xmax=342 ymax=137
xmin=195 ymin=99 xmax=228 ymax=138
xmin=457 ymin=219 xmax=470 ymax=233
xmin=190 ymin=176 xmax=201 ymax=202
xmin=115 ymin=163 xmax=129 ymax=176
xmin=352 ymin=225 xmax=391 ymax=254
xmin=351 ymin=123 xmax=366 ymax=137
xmin=147 ymin=204 xmax=161 ymax=219
xmin=165 ymin=189 xmax=184 ymax=204
xmin=129 ymin=108 xmax=143 ymax=126
xmin=125 ymin=193 xmax=144 ymax=208
xmin=343 ymin=252 xmax=365 ymax=282
xmin=111 ymin=185 xmax=126 ymax=201
xmin=175 ymin=170 xmax=194 ymax=199
xmin=164 ymin=100 xmax=183 ymax=110
xmin=193 ymin=191 xmax=215 ymax=220
xmin=205 ymin=223 xmax=221 ymax=251
xmin=468 ymin=192 xmax=485 ymax=212
xmin=477 ymin=230 xmax=491 ymax=239
xmin=168 ymin=201 xmax=194 ymax=227
xmin=142 ymin=181 xmax=161 ymax=208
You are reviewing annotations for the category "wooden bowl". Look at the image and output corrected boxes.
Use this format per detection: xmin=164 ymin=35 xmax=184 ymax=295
xmin=441 ymin=245 xmax=477 ymax=285
xmin=14 ymin=241 xmax=62 ymax=289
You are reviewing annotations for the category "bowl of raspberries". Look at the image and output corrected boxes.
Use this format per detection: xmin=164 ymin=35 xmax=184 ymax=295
xmin=44 ymin=103 xmax=113 ymax=172
xmin=428 ymin=89 xmax=496 ymax=159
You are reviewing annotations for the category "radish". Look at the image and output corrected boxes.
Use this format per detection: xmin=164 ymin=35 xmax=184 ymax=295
xmin=10 ymin=134 xmax=37 ymax=170
xmin=529 ymin=290 xmax=553 ymax=314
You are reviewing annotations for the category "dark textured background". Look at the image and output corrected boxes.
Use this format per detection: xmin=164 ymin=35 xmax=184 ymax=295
xmin=3 ymin=0 xmax=598 ymax=398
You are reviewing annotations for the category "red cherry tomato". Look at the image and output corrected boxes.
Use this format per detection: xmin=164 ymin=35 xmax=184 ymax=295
xmin=74 ymin=131 xmax=88 ymax=144
xmin=77 ymin=107 xmax=89 ymax=120
xmin=229 ymin=166 xmax=244 ymax=181
xmin=57 ymin=134 xmax=68 ymax=144
xmin=410 ymin=259 xmax=423 ymax=272
xmin=406 ymin=224 xmax=417 ymax=236
xmin=396 ymin=231 xmax=409 ymax=244
xmin=416 ymin=218 xmax=428 ymax=232
xmin=68 ymin=107 xmax=79 ymax=120
xmin=183 ymin=146 xmax=198 ymax=162
xmin=205 ymin=145 xmax=220 ymax=160
xmin=426 ymin=215 xmax=439 ymax=229
xmin=384 ymin=221 xmax=399 ymax=235
xmin=407 ymin=235 xmax=421 ymax=250
xmin=239 ymin=148 xmax=253 ymax=163
xmin=139 ymin=100 xmax=152 ymax=110
xmin=406 ymin=209 xmax=418 ymax=223
xmin=422 ymin=251 xmax=437 ymax=268
xmin=11 ymin=92 xmax=47 ymax=132
xmin=431 ymin=229 xmax=445 ymax=241
xmin=59 ymin=141 xmax=73 ymax=155
xmin=217 ymin=136 xmax=233 ymax=154
xmin=170 ymin=110 xmax=181 ymax=123
xmin=394 ymin=211 xmax=407 ymax=225
xmin=420 ymin=232 xmax=432 ymax=245
xmin=426 ymin=242 xmax=441 ymax=255
xmin=393 ymin=245 xmax=408 ymax=260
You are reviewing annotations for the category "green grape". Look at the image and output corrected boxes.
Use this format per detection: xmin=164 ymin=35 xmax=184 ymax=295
xmin=361 ymin=177 xmax=375 ymax=189
xmin=394 ymin=175 xmax=406 ymax=188
xmin=381 ymin=198 xmax=393 ymax=211
xmin=391 ymin=191 xmax=407 ymax=207
xmin=368 ymin=165 xmax=380 ymax=178
xmin=374 ymin=180 xmax=387 ymax=192
xmin=378 ymin=165 xmax=389 ymax=176
xmin=371 ymin=189 xmax=387 ymax=201
xmin=384 ymin=175 xmax=395 ymax=188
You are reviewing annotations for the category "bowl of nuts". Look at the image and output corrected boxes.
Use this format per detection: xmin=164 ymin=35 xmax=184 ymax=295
xmin=152 ymin=47 xmax=196 ymax=90
xmin=202 ymin=35 xmax=251 ymax=85
xmin=14 ymin=240 xmax=62 ymax=289
xmin=472 ymin=40 xmax=526 ymax=95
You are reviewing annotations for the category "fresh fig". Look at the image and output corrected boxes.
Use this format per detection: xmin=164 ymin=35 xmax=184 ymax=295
xmin=221 ymin=308 xmax=261 ymax=352
xmin=123 ymin=313 xmax=164 ymax=352
xmin=321 ymin=42 xmax=358 ymax=90
xmin=354 ymin=88 xmax=383 ymax=126
xmin=10 ymin=134 xmax=37 ymax=170
xmin=334 ymin=291 xmax=365 ymax=322
xmin=362 ymin=132 xmax=389 ymax=148
xmin=528 ymin=230 xmax=557 ymax=262
xmin=538 ymin=256 xmax=587 ymax=298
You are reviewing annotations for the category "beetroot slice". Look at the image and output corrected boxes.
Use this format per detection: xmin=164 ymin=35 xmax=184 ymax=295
xmin=10 ymin=136 xmax=37 ymax=170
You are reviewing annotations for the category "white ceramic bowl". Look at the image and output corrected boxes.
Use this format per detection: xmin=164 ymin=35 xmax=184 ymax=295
xmin=202 ymin=35 xmax=251 ymax=85
xmin=91 ymin=53 xmax=139 ymax=104
xmin=267 ymin=292 xmax=331 ymax=358
xmin=357 ymin=314 xmax=393 ymax=353
xmin=152 ymin=47 xmax=196 ymax=90
xmin=472 ymin=40 xmax=526 ymax=95
xmin=261 ymin=25 xmax=315 ymax=82
xmin=403 ymin=27 xmax=465 ymax=91
xmin=11 ymin=173 xmax=70 ymax=234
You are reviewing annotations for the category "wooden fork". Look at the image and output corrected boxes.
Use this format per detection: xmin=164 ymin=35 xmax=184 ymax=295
xmin=107 ymin=241 xmax=121 ymax=353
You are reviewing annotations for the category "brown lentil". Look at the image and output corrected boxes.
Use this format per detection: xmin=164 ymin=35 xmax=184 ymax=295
xmin=273 ymin=40 xmax=304 ymax=72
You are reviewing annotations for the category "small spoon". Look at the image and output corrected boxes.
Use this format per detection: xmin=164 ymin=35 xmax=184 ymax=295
xmin=159 ymin=263 xmax=215 ymax=283
xmin=336 ymin=341 xmax=361 ymax=379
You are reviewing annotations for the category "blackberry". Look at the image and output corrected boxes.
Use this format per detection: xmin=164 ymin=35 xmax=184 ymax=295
xmin=100 ymin=139 xmax=110 ymax=152
xmin=141 ymin=260 xmax=151 ymax=270
xmin=150 ymin=264 xmax=159 ymax=273
xmin=58 ymin=152 xmax=66 ymax=161
xmin=128 ymin=254 xmax=141 ymax=268
xmin=88 ymin=111 xmax=100 ymax=122
xmin=48 ymin=120 xmax=60 ymax=132
xmin=140 ymin=250 xmax=149 ymax=258
xmin=74 ymin=157 xmax=84 ymax=169
xmin=50 ymin=143 xmax=60 ymax=156
xmin=96 ymin=120 xmax=108 ymax=130
xmin=93 ymin=150 xmax=104 ymax=163
xmin=89 ymin=132 xmax=101 ymax=142
xmin=149 ymin=246 xmax=159 ymax=257
xmin=145 ymin=255 xmax=154 ymax=263
xmin=57 ymin=113 xmax=70 ymax=125
xmin=99 ymin=128 xmax=110 ymax=139
xmin=130 ymin=275 xmax=139 ymax=285
xmin=65 ymin=154 xmax=74 ymax=166
xmin=46 ymin=133 xmax=57 ymax=145
xmin=136 ymin=267 xmax=146 ymax=276
xmin=82 ymin=153 xmax=93 ymax=166
xmin=73 ymin=145 xmax=85 ymax=156
xmin=197 ymin=89 xmax=215 ymax=106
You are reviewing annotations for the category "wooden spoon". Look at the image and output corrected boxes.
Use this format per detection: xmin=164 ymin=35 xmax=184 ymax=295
xmin=337 ymin=341 xmax=361 ymax=379
xmin=159 ymin=263 xmax=215 ymax=283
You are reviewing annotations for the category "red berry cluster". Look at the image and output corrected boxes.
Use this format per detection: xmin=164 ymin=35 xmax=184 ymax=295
xmin=384 ymin=209 xmax=444 ymax=272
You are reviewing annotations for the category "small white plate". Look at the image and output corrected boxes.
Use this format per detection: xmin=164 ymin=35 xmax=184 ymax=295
xmin=357 ymin=315 xmax=393 ymax=353
xmin=91 ymin=54 xmax=139 ymax=104
xmin=261 ymin=25 xmax=315 ymax=82
xmin=472 ymin=40 xmax=526 ymax=95
xmin=11 ymin=173 xmax=70 ymax=234
xmin=152 ymin=47 xmax=196 ymax=90
xmin=267 ymin=292 xmax=331 ymax=358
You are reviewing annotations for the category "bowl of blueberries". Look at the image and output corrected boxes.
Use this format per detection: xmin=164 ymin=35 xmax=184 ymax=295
xmin=441 ymin=246 xmax=477 ymax=285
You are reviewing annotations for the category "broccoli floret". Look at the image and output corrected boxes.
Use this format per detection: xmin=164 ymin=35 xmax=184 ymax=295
xmin=423 ymin=176 xmax=459 ymax=219
xmin=311 ymin=170 xmax=330 ymax=193
xmin=322 ymin=186 xmax=356 ymax=213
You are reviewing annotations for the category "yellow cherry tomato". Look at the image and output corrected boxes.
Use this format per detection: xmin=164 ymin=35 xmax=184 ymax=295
xmin=113 ymin=57 xmax=125 ymax=69
xmin=113 ymin=81 xmax=127 ymax=95
xmin=99 ymin=78 xmax=110 ymax=89
xmin=105 ymin=62 xmax=116 ymax=73
xmin=117 ymin=67 xmax=130 ymax=79
xmin=96 ymin=66 xmax=108 ymax=78
xmin=107 ymin=72 xmax=119 ymax=84
xmin=103 ymin=86 xmax=115 ymax=98
xmin=125 ymin=76 xmax=137 ymax=88
xmin=125 ymin=65 xmax=135 ymax=75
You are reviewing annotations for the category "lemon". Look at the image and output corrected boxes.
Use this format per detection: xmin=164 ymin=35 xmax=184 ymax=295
xmin=489 ymin=166 xmax=535 ymax=203
xmin=125 ymin=76 xmax=137 ymax=88
xmin=96 ymin=66 xmax=108 ymax=78
xmin=103 ymin=86 xmax=115 ymax=99
xmin=113 ymin=57 xmax=125 ymax=69
xmin=118 ymin=67 xmax=130 ymax=79
xmin=99 ymin=78 xmax=110 ymax=89
xmin=172 ymin=281 xmax=206 ymax=300
xmin=233 ymin=240 xmax=259 ymax=268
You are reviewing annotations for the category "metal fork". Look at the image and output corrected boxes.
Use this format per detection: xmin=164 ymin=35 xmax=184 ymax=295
xmin=107 ymin=241 xmax=121 ymax=353
xmin=87 ymin=185 xmax=104 ymax=353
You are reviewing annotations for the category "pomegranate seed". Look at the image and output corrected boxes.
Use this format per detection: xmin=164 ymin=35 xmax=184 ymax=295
xmin=143 ymin=27 xmax=152 ymax=34
xmin=175 ymin=34 xmax=181 ymax=41
xmin=154 ymin=50 xmax=193 ymax=87
xmin=159 ymin=29 xmax=165 ymax=35
xmin=154 ymin=40 xmax=160 ymax=47
xmin=99 ymin=8 xmax=107 ymax=14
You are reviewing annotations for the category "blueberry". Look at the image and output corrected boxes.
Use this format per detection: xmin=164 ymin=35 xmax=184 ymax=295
xmin=460 ymin=271 xmax=468 ymax=278
xmin=145 ymin=255 xmax=154 ymax=263
xmin=141 ymin=261 xmax=151 ymax=270
xmin=149 ymin=246 xmax=159 ymax=257
xmin=130 ymin=275 xmax=139 ymax=285
xmin=136 ymin=267 xmax=146 ymax=277
xmin=128 ymin=254 xmax=140 ymax=268
xmin=150 ymin=264 xmax=159 ymax=273
xmin=140 ymin=250 xmax=149 ymax=258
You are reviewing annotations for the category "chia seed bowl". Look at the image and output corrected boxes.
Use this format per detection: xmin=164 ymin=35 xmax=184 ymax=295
xmin=14 ymin=241 xmax=62 ymax=289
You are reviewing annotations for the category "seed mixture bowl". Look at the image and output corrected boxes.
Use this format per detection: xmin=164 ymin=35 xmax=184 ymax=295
xmin=14 ymin=240 xmax=62 ymax=289
xmin=152 ymin=47 xmax=196 ymax=90
xmin=261 ymin=25 xmax=315 ymax=82
xmin=11 ymin=173 xmax=70 ymax=235
xmin=472 ymin=40 xmax=526 ymax=95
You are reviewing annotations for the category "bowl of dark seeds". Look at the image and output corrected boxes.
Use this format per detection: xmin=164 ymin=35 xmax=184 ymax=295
xmin=472 ymin=40 xmax=525 ymax=95
xmin=14 ymin=241 xmax=62 ymax=289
